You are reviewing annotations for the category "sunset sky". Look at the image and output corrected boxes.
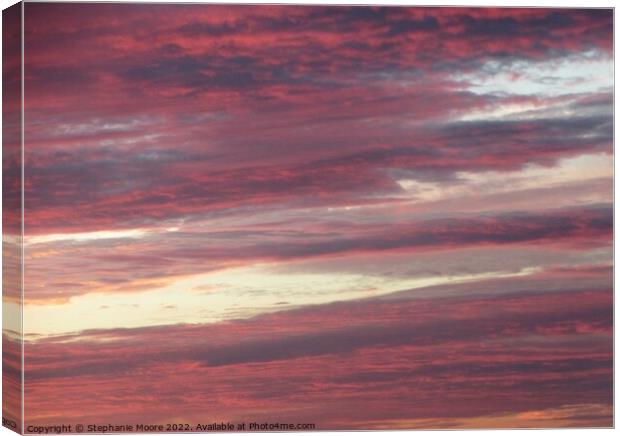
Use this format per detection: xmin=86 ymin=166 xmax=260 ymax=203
xmin=3 ymin=3 xmax=613 ymax=430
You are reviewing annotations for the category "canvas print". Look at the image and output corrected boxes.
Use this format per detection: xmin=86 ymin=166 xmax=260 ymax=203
xmin=2 ymin=2 xmax=614 ymax=433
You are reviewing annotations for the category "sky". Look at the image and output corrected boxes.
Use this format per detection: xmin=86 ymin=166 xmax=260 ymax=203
xmin=2 ymin=3 xmax=614 ymax=430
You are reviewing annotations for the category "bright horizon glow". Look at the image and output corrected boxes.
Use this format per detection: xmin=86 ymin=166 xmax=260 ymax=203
xmin=24 ymin=264 xmax=542 ymax=337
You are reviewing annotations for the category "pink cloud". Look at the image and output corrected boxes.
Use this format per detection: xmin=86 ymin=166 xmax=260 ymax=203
xmin=24 ymin=283 xmax=612 ymax=428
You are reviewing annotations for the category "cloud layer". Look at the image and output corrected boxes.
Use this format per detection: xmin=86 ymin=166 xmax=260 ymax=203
xmin=24 ymin=274 xmax=612 ymax=428
xmin=9 ymin=3 xmax=613 ymax=430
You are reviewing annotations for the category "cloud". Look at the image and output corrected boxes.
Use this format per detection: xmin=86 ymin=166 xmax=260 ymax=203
xmin=21 ymin=204 xmax=612 ymax=303
xmin=14 ymin=4 xmax=614 ymax=429
xmin=24 ymin=284 xmax=612 ymax=427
